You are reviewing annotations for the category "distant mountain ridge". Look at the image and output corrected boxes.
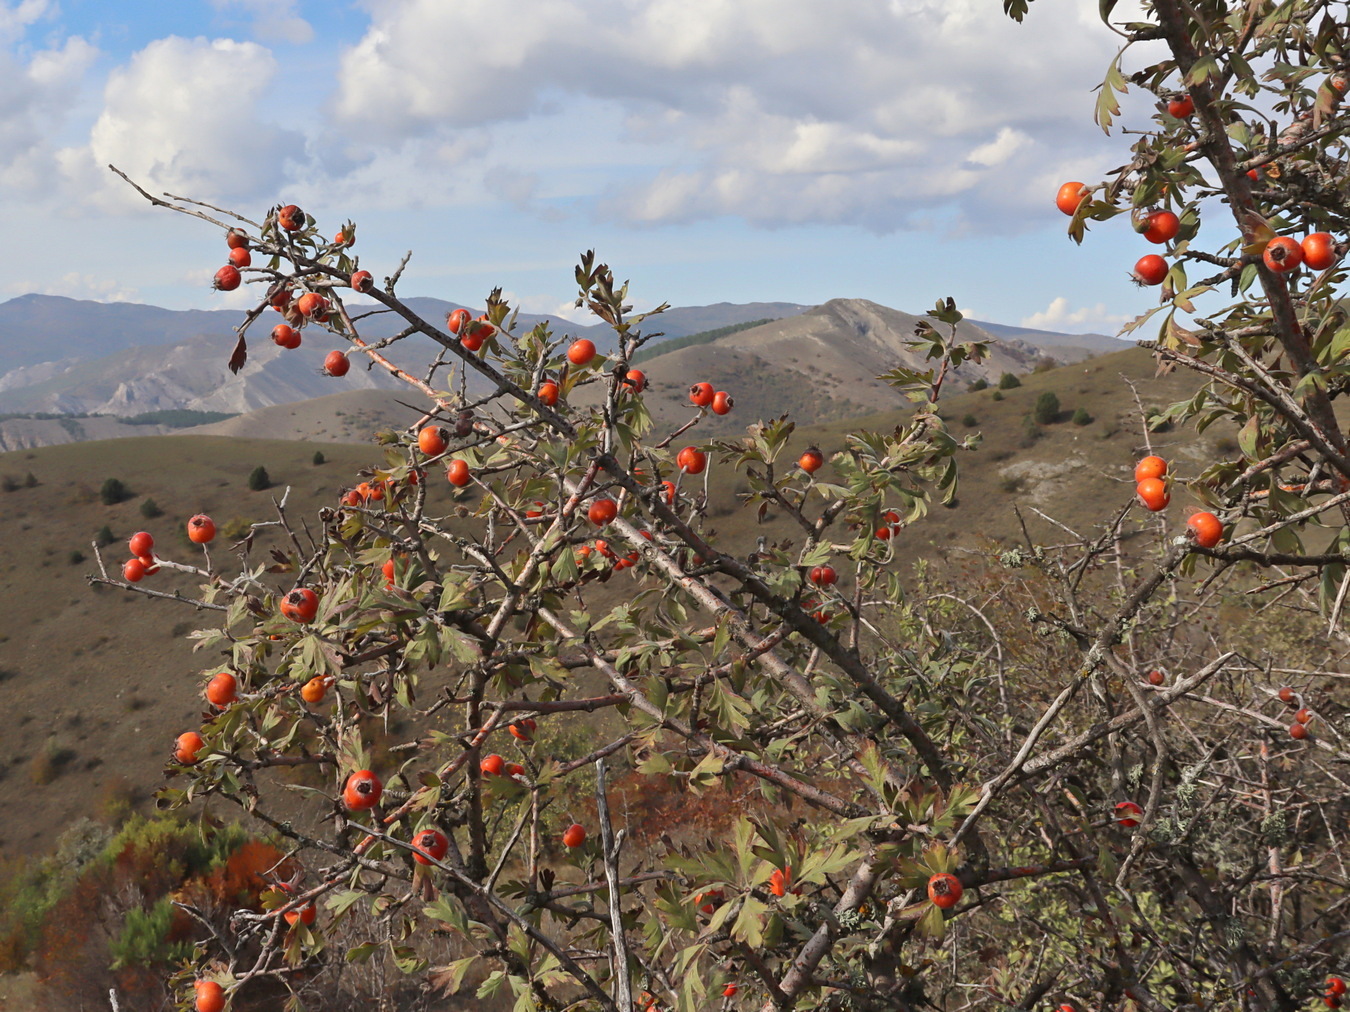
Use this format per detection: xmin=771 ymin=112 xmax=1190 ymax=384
xmin=966 ymin=319 xmax=1126 ymax=361
xmin=0 ymin=293 xmax=1124 ymax=447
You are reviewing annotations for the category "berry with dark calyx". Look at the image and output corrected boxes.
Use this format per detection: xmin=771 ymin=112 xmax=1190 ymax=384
xmin=411 ymin=828 xmax=449 ymax=865
xmin=689 ymin=382 xmax=714 ymax=407
xmin=343 ymin=769 xmax=382 ymax=810
xmin=926 ymin=872 xmax=962 ymax=909
xmin=1263 ymin=236 xmax=1303 ymax=273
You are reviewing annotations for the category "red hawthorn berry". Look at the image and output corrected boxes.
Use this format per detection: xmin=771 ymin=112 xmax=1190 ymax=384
xmin=194 ymin=980 xmax=226 ymax=1012
xmin=1056 ymin=181 xmax=1087 ymax=216
xmin=927 ymin=872 xmax=962 ymax=909
xmin=446 ymin=308 xmax=471 ymax=334
xmin=411 ymin=828 xmax=449 ymax=865
xmin=1263 ymin=236 xmax=1303 ymax=273
xmin=187 ymin=514 xmax=216 ymax=544
xmin=343 ymin=769 xmax=382 ymax=810
xmin=676 ymin=446 xmax=707 ymax=474
xmin=205 ymin=672 xmax=237 ymax=707
xmin=280 ymin=587 xmax=319 ymax=623
xmin=323 ymin=350 xmax=350 ymax=376
xmin=1142 ymin=209 xmax=1180 ymax=244
xmin=567 ymin=339 xmax=596 ymax=366
xmin=1133 ymin=254 xmax=1168 ymax=286
xmin=588 ymin=498 xmax=618 ymax=526
xmin=213 ymin=265 xmax=241 ymax=291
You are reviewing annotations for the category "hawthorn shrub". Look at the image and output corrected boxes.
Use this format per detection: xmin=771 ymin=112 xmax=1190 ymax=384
xmin=75 ymin=3 xmax=1350 ymax=1007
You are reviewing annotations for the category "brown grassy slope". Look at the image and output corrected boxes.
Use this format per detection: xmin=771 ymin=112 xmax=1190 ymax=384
xmin=181 ymin=388 xmax=418 ymax=443
xmin=0 ymin=437 xmax=406 ymax=856
xmin=586 ymin=298 xmax=1046 ymax=435
xmin=670 ymin=344 xmax=1219 ymax=564
xmin=0 ymin=344 xmax=1212 ymax=859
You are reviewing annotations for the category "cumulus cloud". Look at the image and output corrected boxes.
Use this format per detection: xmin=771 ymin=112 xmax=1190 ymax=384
xmin=208 ymin=0 xmax=314 ymax=44
xmin=330 ymin=0 xmax=1123 ymax=231
xmin=0 ymin=1 xmax=97 ymax=193
xmin=58 ymin=36 xmax=303 ymax=209
xmin=1021 ymin=297 xmax=1130 ymax=334
xmin=0 ymin=0 xmax=48 ymax=43
xmin=5 ymin=271 xmax=139 ymax=303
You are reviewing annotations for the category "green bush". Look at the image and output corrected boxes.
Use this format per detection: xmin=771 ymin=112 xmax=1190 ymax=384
xmin=961 ymin=413 xmax=978 ymax=427
xmin=139 ymin=498 xmax=163 ymax=519
xmin=247 ymin=466 xmax=271 ymax=491
xmin=967 ymin=378 xmax=988 ymax=392
xmin=94 ymin=525 xmax=115 ymax=547
xmin=998 ymin=372 xmax=1022 ymax=390
xmin=991 ymin=390 xmax=1004 ymax=402
xmin=23 ymin=472 xmax=37 ymax=488
xmin=99 ymin=478 xmax=129 ymax=505
xmin=109 ymin=897 xmax=193 ymax=969
xmin=312 ymin=450 xmax=326 ymax=466
xmin=1033 ymin=391 xmax=1061 ymax=425
xmin=1072 ymin=407 xmax=1093 ymax=426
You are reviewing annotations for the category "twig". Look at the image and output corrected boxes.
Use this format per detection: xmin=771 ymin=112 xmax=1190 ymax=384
xmin=596 ymin=760 xmax=631 ymax=1011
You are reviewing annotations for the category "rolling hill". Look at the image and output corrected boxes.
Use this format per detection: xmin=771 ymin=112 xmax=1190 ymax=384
xmin=601 ymin=298 xmax=1047 ymax=431
xmin=0 ymin=341 xmax=1220 ymax=861
xmin=0 ymin=294 xmax=810 ymax=420
xmin=0 ymin=295 xmax=1118 ymax=444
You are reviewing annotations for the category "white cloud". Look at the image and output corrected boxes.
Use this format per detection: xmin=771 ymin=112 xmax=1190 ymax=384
xmin=0 ymin=22 xmax=97 ymax=192
xmin=966 ymin=127 xmax=1030 ymax=168
xmin=209 ymin=0 xmax=314 ymax=44
xmin=0 ymin=0 xmax=48 ymax=43
xmin=7 ymin=271 xmax=139 ymax=303
xmin=329 ymin=0 xmax=1123 ymax=231
xmin=1021 ymin=297 xmax=1129 ymax=334
xmin=500 ymin=291 xmax=589 ymax=324
xmin=57 ymin=36 xmax=303 ymax=210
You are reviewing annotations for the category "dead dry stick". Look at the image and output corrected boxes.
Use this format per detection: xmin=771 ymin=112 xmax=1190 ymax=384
xmin=596 ymin=760 xmax=631 ymax=1011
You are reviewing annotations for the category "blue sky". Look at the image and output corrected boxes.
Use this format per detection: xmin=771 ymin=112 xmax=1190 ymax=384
xmin=1 ymin=0 xmax=1169 ymax=333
